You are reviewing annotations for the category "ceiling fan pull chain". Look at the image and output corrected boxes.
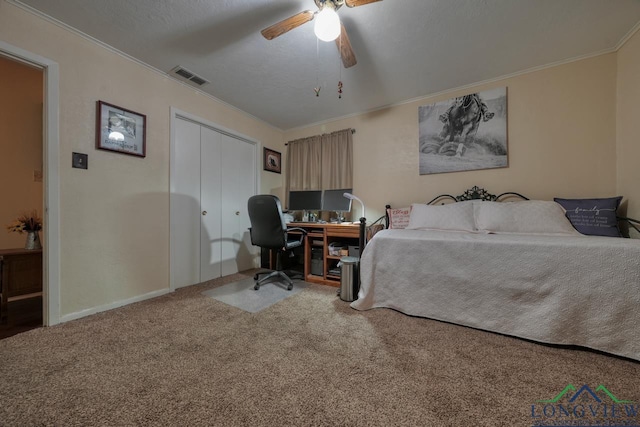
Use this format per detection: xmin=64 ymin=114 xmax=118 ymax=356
xmin=314 ymin=37 xmax=321 ymax=97
xmin=338 ymin=33 xmax=343 ymax=99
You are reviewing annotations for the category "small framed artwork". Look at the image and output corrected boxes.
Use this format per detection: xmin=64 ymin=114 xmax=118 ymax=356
xmin=263 ymin=147 xmax=281 ymax=174
xmin=96 ymin=100 xmax=146 ymax=157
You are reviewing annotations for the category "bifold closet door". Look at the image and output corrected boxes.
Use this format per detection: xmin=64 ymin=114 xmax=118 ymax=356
xmin=173 ymin=117 xmax=257 ymax=288
xmin=200 ymin=130 xmax=255 ymax=279
xmin=173 ymin=118 xmax=202 ymax=288
xmin=199 ymin=126 xmax=223 ymax=282
xmin=219 ymin=133 xmax=255 ymax=276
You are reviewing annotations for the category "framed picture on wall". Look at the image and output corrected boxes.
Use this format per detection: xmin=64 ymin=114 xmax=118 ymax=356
xmin=418 ymin=87 xmax=508 ymax=174
xmin=263 ymin=147 xmax=281 ymax=174
xmin=96 ymin=100 xmax=146 ymax=157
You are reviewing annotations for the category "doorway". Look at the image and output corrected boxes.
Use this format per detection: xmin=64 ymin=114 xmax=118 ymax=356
xmin=0 ymin=41 xmax=61 ymax=332
xmin=0 ymin=55 xmax=43 ymax=337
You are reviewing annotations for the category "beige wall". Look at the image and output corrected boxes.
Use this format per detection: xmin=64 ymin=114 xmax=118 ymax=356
xmin=0 ymin=1 xmax=284 ymax=316
xmin=617 ymin=30 xmax=640 ymax=219
xmin=285 ymin=54 xmax=619 ymax=221
xmin=0 ymin=55 xmax=43 ymax=249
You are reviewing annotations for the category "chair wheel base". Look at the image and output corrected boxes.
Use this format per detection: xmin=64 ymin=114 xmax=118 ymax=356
xmin=253 ymin=269 xmax=297 ymax=291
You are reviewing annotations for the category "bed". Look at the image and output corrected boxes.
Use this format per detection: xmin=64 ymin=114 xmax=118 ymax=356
xmin=351 ymin=187 xmax=640 ymax=361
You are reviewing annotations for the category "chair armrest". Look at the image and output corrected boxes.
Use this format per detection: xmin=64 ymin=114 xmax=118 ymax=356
xmin=286 ymin=227 xmax=308 ymax=235
xmin=286 ymin=227 xmax=307 ymax=246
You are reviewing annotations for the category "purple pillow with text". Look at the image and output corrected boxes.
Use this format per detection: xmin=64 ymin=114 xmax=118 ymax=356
xmin=553 ymin=197 xmax=622 ymax=237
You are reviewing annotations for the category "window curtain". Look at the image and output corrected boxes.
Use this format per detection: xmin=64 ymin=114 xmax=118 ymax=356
xmin=321 ymin=129 xmax=353 ymax=190
xmin=285 ymin=128 xmax=353 ymax=206
xmin=285 ymin=135 xmax=323 ymax=192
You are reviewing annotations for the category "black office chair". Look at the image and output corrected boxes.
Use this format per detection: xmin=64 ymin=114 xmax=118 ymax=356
xmin=247 ymin=195 xmax=307 ymax=290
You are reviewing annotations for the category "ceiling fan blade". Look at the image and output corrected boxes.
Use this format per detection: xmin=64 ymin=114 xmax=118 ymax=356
xmin=345 ymin=0 xmax=382 ymax=8
xmin=335 ymin=23 xmax=357 ymax=68
xmin=261 ymin=10 xmax=315 ymax=40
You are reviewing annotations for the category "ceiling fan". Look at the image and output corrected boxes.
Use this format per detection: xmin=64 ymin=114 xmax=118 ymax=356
xmin=260 ymin=0 xmax=382 ymax=68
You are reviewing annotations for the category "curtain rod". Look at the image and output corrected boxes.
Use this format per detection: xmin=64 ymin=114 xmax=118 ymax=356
xmin=285 ymin=128 xmax=355 ymax=145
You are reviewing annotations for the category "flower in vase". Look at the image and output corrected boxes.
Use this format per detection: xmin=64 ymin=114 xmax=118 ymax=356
xmin=5 ymin=211 xmax=42 ymax=234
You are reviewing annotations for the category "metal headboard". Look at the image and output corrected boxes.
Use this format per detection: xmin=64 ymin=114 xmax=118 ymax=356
xmin=427 ymin=185 xmax=530 ymax=205
xmin=619 ymin=216 xmax=640 ymax=235
xmin=384 ymin=186 xmax=529 ymax=228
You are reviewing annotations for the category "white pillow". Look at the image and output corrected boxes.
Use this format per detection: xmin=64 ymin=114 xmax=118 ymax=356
xmin=474 ymin=200 xmax=580 ymax=235
xmin=406 ymin=201 xmax=476 ymax=232
xmin=387 ymin=207 xmax=411 ymax=229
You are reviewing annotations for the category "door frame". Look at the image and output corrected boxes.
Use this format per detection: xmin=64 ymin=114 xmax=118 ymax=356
xmin=169 ymin=107 xmax=261 ymax=291
xmin=0 ymin=41 xmax=61 ymax=326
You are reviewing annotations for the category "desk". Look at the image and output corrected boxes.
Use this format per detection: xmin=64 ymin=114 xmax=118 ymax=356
xmin=288 ymin=222 xmax=361 ymax=287
xmin=0 ymin=248 xmax=43 ymax=323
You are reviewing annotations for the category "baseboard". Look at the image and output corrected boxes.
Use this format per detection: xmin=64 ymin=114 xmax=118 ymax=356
xmin=59 ymin=288 xmax=173 ymax=323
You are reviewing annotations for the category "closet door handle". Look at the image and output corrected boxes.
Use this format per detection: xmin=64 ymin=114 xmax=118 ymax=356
xmin=235 ymin=211 xmax=240 ymax=216
xmin=202 ymin=211 xmax=207 ymax=216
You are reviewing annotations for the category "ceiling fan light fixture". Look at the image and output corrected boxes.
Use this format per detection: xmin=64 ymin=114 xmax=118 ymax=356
xmin=314 ymin=7 xmax=341 ymax=41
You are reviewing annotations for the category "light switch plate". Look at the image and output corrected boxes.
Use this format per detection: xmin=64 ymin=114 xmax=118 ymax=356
xmin=72 ymin=152 xmax=88 ymax=169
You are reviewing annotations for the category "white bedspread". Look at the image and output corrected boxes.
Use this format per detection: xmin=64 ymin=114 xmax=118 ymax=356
xmin=351 ymin=229 xmax=640 ymax=361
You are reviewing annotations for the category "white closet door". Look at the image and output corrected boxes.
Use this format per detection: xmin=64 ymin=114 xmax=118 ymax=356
xmin=219 ymin=133 xmax=256 ymax=276
xmin=200 ymin=126 xmax=223 ymax=282
xmin=172 ymin=118 xmax=202 ymax=288
xmin=172 ymin=115 xmax=258 ymax=288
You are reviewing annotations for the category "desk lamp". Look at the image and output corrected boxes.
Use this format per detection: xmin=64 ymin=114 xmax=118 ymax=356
xmin=344 ymin=193 xmax=367 ymax=260
xmin=343 ymin=192 xmax=365 ymax=223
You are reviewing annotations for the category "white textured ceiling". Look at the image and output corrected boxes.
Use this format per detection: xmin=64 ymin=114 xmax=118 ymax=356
xmin=15 ymin=0 xmax=640 ymax=130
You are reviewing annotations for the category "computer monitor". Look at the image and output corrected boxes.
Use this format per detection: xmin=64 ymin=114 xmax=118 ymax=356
xmin=288 ymin=190 xmax=323 ymax=211
xmin=322 ymin=189 xmax=352 ymax=222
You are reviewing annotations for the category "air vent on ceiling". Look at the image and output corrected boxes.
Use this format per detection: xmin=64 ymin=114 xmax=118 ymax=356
xmin=169 ymin=66 xmax=210 ymax=87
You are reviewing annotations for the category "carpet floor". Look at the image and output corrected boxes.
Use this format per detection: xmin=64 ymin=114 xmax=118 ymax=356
xmin=0 ymin=270 xmax=639 ymax=427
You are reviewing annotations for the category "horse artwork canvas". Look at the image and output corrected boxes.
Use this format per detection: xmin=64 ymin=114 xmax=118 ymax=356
xmin=419 ymin=87 xmax=508 ymax=174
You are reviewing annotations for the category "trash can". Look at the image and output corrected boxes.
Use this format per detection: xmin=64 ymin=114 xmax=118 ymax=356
xmin=339 ymin=256 xmax=359 ymax=302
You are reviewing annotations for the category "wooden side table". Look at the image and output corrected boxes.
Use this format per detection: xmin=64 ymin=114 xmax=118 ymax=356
xmin=0 ymin=248 xmax=43 ymax=324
